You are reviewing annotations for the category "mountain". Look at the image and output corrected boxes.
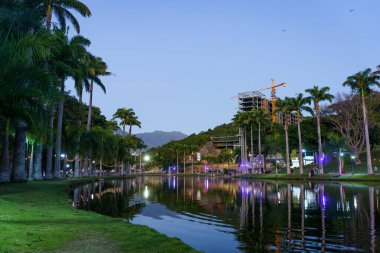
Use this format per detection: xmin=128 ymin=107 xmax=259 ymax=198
xmin=135 ymin=131 xmax=188 ymax=149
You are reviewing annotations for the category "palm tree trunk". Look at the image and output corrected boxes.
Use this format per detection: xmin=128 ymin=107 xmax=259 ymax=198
xmin=183 ymin=151 xmax=186 ymax=174
xmin=297 ymin=120 xmax=304 ymax=175
xmin=176 ymin=151 xmax=179 ymax=172
xmin=74 ymin=155 xmax=80 ymax=177
xmin=87 ymin=81 xmax=93 ymax=132
xmin=45 ymin=108 xmax=54 ymax=180
xmin=0 ymin=120 xmax=10 ymax=182
xmin=250 ymin=125 xmax=254 ymax=156
xmin=28 ymin=141 xmax=35 ymax=180
xmin=33 ymin=144 xmax=43 ymax=180
xmin=361 ymin=93 xmax=373 ymax=174
xmin=285 ymin=124 xmax=291 ymax=175
xmin=316 ymin=113 xmax=324 ymax=174
xmin=54 ymin=79 xmax=65 ymax=179
xmin=11 ymin=120 xmax=28 ymax=182
xmin=258 ymin=122 xmax=262 ymax=155
xmin=129 ymin=125 xmax=132 ymax=136
xmin=191 ymin=152 xmax=194 ymax=174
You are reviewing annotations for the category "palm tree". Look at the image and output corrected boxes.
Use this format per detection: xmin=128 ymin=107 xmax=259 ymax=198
xmin=85 ymin=54 xmax=109 ymax=131
xmin=0 ymin=31 xmax=56 ymax=182
xmin=277 ymin=98 xmax=293 ymax=175
xmin=343 ymin=68 xmax=380 ymax=175
xmin=305 ymin=86 xmax=334 ymax=175
xmin=112 ymin=108 xmax=141 ymax=136
xmin=249 ymin=109 xmax=271 ymax=159
xmin=51 ymin=31 xmax=90 ymax=179
xmin=289 ymin=94 xmax=313 ymax=175
xmin=41 ymin=0 xmax=91 ymax=32
xmin=232 ymin=111 xmax=250 ymax=167
xmin=42 ymin=0 xmax=91 ymax=179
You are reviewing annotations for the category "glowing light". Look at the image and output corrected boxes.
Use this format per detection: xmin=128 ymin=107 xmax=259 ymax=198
xmin=66 ymin=164 xmax=70 ymax=168
xmin=302 ymin=149 xmax=306 ymax=153
xmin=351 ymin=155 xmax=356 ymax=160
xmin=354 ymin=196 xmax=358 ymax=210
xmin=143 ymin=186 xmax=149 ymax=199
xmin=60 ymin=154 xmax=66 ymax=158
xmin=144 ymin=155 xmax=150 ymax=162
xmin=91 ymin=194 xmax=94 ymax=200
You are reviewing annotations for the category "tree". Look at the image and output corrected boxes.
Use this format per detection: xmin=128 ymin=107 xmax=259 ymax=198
xmin=232 ymin=111 xmax=250 ymax=166
xmin=305 ymin=86 xmax=334 ymax=175
xmin=326 ymin=93 xmax=380 ymax=165
xmin=50 ymin=31 xmax=90 ymax=179
xmin=112 ymin=108 xmax=141 ymax=136
xmin=249 ymin=109 xmax=271 ymax=158
xmin=85 ymin=54 xmax=109 ymax=131
xmin=0 ymin=31 xmax=56 ymax=182
xmin=277 ymin=98 xmax=293 ymax=175
xmin=343 ymin=69 xmax=380 ymax=175
xmin=288 ymin=94 xmax=313 ymax=175
xmin=41 ymin=0 xmax=91 ymax=180
xmin=41 ymin=0 xmax=91 ymax=32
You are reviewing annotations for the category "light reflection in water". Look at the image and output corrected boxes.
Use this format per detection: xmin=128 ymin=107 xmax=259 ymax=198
xmin=72 ymin=177 xmax=380 ymax=253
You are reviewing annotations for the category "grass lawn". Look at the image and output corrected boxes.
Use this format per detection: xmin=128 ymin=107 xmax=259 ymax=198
xmin=0 ymin=179 xmax=199 ymax=253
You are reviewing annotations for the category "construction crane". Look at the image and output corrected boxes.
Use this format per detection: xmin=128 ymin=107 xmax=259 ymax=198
xmin=233 ymin=79 xmax=287 ymax=122
xmin=262 ymin=79 xmax=287 ymax=122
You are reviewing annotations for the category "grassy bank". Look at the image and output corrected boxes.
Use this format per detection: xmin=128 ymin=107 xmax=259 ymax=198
xmin=236 ymin=173 xmax=380 ymax=182
xmin=0 ymin=179 xmax=199 ymax=253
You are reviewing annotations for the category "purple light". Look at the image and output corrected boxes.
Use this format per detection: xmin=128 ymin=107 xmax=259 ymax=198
xmin=321 ymin=194 xmax=328 ymax=210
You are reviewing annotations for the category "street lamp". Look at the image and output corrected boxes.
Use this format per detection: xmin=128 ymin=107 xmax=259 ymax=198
xmin=351 ymin=155 xmax=356 ymax=175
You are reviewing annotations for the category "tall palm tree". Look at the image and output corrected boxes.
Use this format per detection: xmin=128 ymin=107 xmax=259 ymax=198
xmin=250 ymin=109 xmax=271 ymax=158
xmin=0 ymin=31 xmax=56 ymax=182
xmin=277 ymin=98 xmax=293 ymax=175
xmin=85 ymin=54 xmax=109 ymax=132
xmin=112 ymin=108 xmax=141 ymax=136
xmin=42 ymin=0 xmax=91 ymax=180
xmin=51 ymin=31 xmax=90 ymax=179
xmin=289 ymin=94 xmax=313 ymax=175
xmin=305 ymin=86 xmax=334 ymax=175
xmin=232 ymin=111 xmax=250 ymax=166
xmin=343 ymin=68 xmax=380 ymax=175
xmin=41 ymin=0 xmax=91 ymax=32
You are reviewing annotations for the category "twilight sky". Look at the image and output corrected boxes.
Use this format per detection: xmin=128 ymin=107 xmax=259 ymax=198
xmin=66 ymin=0 xmax=380 ymax=135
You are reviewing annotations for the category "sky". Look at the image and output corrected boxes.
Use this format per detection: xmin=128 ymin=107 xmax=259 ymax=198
xmin=66 ymin=0 xmax=380 ymax=135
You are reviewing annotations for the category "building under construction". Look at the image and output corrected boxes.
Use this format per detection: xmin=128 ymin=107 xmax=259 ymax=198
xmin=238 ymin=90 xmax=297 ymax=125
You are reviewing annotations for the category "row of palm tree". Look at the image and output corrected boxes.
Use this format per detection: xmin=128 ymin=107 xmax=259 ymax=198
xmin=0 ymin=1 xmax=145 ymax=182
xmin=234 ymin=68 xmax=380 ymax=175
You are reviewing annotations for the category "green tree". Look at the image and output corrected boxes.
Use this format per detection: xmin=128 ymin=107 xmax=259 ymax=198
xmin=305 ymin=86 xmax=334 ymax=175
xmin=277 ymin=98 xmax=294 ymax=175
xmin=343 ymin=68 xmax=380 ymax=175
xmin=41 ymin=0 xmax=91 ymax=32
xmin=288 ymin=94 xmax=313 ymax=175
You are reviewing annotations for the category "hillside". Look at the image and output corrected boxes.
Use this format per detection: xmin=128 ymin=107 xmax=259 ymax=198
xmin=135 ymin=131 xmax=188 ymax=149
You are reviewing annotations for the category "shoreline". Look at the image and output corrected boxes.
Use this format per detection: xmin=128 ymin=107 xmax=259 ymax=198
xmin=234 ymin=173 xmax=380 ymax=182
xmin=0 ymin=178 xmax=199 ymax=253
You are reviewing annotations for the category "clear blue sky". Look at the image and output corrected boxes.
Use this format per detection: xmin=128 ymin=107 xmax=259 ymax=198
xmin=67 ymin=0 xmax=380 ymax=135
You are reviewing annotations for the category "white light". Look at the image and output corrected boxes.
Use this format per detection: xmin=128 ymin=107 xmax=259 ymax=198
xmin=351 ymin=155 xmax=356 ymax=159
xmin=60 ymin=154 xmax=65 ymax=158
xmin=91 ymin=194 xmax=94 ymax=200
xmin=144 ymin=155 xmax=150 ymax=162
xmin=302 ymin=149 xmax=306 ymax=153
xmin=143 ymin=186 xmax=149 ymax=199
xmin=66 ymin=164 xmax=70 ymax=168
xmin=340 ymin=153 xmax=344 ymax=157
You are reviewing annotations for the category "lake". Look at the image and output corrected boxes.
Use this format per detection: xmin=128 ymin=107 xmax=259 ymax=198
xmin=72 ymin=176 xmax=379 ymax=252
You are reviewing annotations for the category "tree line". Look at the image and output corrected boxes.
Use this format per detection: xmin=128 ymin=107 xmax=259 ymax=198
xmin=233 ymin=69 xmax=380 ymax=175
xmin=0 ymin=0 xmax=144 ymax=183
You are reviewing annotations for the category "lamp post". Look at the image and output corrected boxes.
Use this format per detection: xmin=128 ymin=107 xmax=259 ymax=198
xmin=351 ymin=155 xmax=356 ymax=175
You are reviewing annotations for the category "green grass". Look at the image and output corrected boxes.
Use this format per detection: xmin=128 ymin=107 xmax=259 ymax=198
xmin=0 ymin=179 xmax=199 ymax=253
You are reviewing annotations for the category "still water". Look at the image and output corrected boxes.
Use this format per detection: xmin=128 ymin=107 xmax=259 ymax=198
xmin=72 ymin=177 xmax=380 ymax=252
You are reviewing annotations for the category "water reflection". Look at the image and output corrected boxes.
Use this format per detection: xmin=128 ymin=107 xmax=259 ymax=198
xmin=72 ymin=177 xmax=380 ymax=252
